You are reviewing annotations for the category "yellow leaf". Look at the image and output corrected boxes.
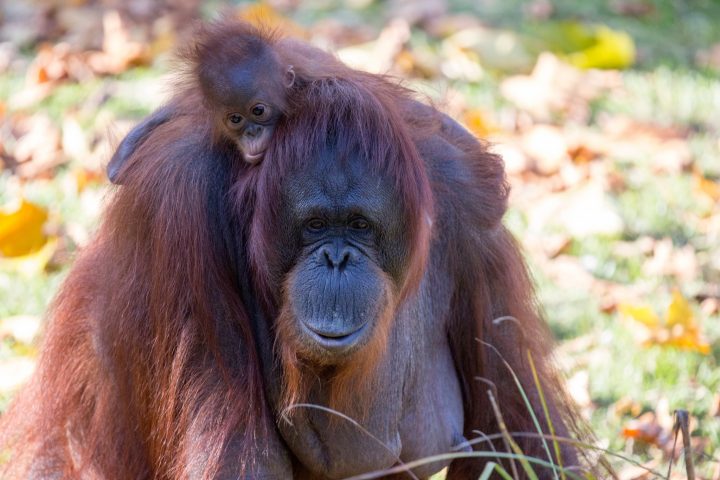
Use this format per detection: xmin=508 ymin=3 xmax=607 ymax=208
xmin=622 ymin=292 xmax=710 ymax=355
xmin=462 ymin=108 xmax=495 ymax=137
xmin=666 ymin=290 xmax=693 ymax=327
xmin=0 ymin=200 xmax=49 ymax=257
xmin=237 ymin=3 xmax=305 ymax=39
xmin=0 ymin=237 xmax=58 ymax=276
xmin=619 ymin=303 xmax=660 ymax=327
xmin=567 ymin=26 xmax=635 ymax=70
xmin=694 ymin=171 xmax=720 ymax=201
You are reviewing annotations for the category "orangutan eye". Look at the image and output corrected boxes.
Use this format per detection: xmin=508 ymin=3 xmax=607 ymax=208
xmin=306 ymin=218 xmax=327 ymax=232
xmin=349 ymin=217 xmax=369 ymax=231
xmin=227 ymin=113 xmax=243 ymax=124
xmin=251 ymin=103 xmax=272 ymax=122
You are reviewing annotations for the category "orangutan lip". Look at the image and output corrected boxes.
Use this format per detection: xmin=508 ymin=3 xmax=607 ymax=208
xmin=302 ymin=323 xmax=367 ymax=349
xmin=244 ymin=152 xmax=264 ymax=164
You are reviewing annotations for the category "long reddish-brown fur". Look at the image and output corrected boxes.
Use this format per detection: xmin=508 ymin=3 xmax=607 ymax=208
xmin=0 ymin=19 xmax=591 ymax=480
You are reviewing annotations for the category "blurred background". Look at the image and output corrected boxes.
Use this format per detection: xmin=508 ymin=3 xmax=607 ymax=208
xmin=0 ymin=0 xmax=718 ymax=477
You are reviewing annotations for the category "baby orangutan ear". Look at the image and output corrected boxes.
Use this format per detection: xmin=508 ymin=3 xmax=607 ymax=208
xmin=285 ymin=66 xmax=295 ymax=88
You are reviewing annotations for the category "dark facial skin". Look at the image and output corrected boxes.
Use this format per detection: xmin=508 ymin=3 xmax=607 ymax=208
xmin=276 ymin=149 xmax=408 ymax=363
xmin=201 ymin=54 xmax=294 ymax=165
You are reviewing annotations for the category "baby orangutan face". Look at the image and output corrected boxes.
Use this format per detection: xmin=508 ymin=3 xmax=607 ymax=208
xmin=221 ymin=93 xmax=287 ymax=165
xmin=199 ymin=44 xmax=295 ymax=165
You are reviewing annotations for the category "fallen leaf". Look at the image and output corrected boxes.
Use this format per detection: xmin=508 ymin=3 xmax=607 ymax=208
xmin=535 ymin=22 xmax=636 ymax=70
xmin=501 ymin=52 xmax=620 ymax=121
xmin=462 ymin=108 xmax=495 ymax=138
xmin=538 ymin=255 xmax=596 ymax=291
xmin=61 ymin=116 xmax=90 ymax=161
xmin=617 ymin=463 xmax=656 ymax=480
xmin=694 ymin=170 xmax=720 ymax=202
xmin=86 ymin=10 xmax=149 ymax=75
xmin=620 ymin=291 xmax=710 ymax=354
xmin=489 ymin=142 xmax=528 ymax=176
xmin=237 ymin=3 xmax=305 ymax=39
xmin=520 ymin=124 xmax=569 ymax=175
xmin=338 ymin=19 xmax=411 ymax=74
xmin=73 ymin=167 xmax=105 ymax=193
xmin=598 ymin=116 xmax=693 ymax=173
xmin=567 ymin=25 xmax=635 ymax=69
xmin=0 ymin=315 xmax=42 ymax=344
xmin=619 ymin=304 xmax=660 ymax=328
xmin=0 ymin=200 xmax=49 ymax=257
xmin=0 ymin=236 xmax=59 ymax=276
xmin=612 ymin=396 xmax=643 ymax=418
xmin=642 ymin=238 xmax=698 ymax=282
xmin=526 ymin=181 xmax=624 ymax=237
xmin=622 ymin=412 xmax=669 ymax=447
xmin=11 ymin=114 xmax=64 ymax=177
xmin=566 ymin=370 xmax=592 ymax=410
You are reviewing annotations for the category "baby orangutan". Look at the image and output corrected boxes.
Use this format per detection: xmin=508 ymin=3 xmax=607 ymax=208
xmin=107 ymin=22 xmax=293 ymax=183
xmin=194 ymin=23 xmax=295 ymax=165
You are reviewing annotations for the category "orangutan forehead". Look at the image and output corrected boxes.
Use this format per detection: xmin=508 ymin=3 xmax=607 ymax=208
xmin=282 ymin=150 xmax=399 ymax=221
xmin=200 ymin=53 xmax=287 ymax=109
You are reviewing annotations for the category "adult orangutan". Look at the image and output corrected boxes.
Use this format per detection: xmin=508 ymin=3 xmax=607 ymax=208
xmin=0 ymin=21 xmax=591 ymax=479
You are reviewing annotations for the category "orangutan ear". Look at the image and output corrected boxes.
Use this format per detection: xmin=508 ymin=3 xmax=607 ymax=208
xmin=108 ymin=105 xmax=174 ymax=184
xmin=285 ymin=66 xmax=295 ymax=88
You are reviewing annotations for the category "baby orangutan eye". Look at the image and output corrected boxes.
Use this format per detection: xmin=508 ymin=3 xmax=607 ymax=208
xmin=251 ymin=103 xmax=271 ymax=121
xmin=228 ymin=113 xmax=243 ymax=124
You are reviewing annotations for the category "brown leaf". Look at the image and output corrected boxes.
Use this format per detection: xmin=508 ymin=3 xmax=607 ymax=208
xmin=526 ymin=181 xmax=624 ymax=237
xmin=613 ymin=397 xmax=643 ymax=418
xmin=622 ymin=412 xmax=670 ymax=448
xmin=599 ymin=116 xmax=693 ymax=173
xmin=501 ymin=53 xmax=620 ymax=121
xmin=86 ymin=10 xmax=149 ymax=75
xmin=10 ymin=114 xmax=64 ymax=177
xmin=338 ymin=19 xmax=411 ymax=74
